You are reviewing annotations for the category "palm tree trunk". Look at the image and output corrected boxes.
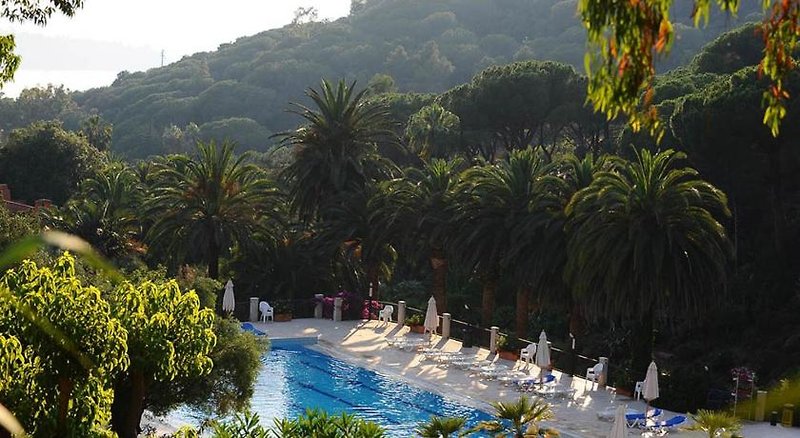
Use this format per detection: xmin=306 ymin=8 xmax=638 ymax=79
xmin=631 ymin=311 xmax=655 ymax=377
xmin=568 ymin=301 xmax=584 ymax=336
xmin=515 ymin=285 xmax=532 ymax=337
xmin=480 ymin=275 xmax=497 ymax=327
xmin=767 ymin=145 xmax=785 ymax=254
xmin=430 ymin=247 xmax=447 ymax=313
xmin=208 ymin=238 xmax=220 ymax=279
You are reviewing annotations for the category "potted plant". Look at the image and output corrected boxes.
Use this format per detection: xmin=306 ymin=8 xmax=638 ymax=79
xmin=405 ymin=313 xmax=425 ymax=333
xmin=498 ymin=334 xmax=522 ymax=361
xmin=273 ymin=299 xmax=293 ymax=322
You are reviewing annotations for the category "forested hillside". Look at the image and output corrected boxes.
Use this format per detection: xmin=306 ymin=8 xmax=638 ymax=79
xmin=57 ymin=0 xmax=762 ymax=158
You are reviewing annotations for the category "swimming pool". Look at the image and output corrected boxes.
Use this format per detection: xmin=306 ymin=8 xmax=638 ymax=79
xmin=247 ymin=342 xmax=493 ymax=436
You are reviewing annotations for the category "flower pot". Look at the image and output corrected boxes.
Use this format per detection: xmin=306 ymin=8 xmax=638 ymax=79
xmin=615 ymin=387 xmax=633 ymax=398
xmin=274 ymin=313 xmax=293 ymax=322
xmin=499 ymin=350 xmax=520 ymax=361
xmin=410 ymin=325 xmax=425 ymax=334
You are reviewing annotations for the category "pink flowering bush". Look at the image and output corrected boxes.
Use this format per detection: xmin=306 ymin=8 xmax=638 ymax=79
xmin=314 ymin=290 xmax=364 ymax=320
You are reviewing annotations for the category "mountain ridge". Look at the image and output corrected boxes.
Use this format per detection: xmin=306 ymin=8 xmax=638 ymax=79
xmin=63 ymin=0 xmax=762 ymax=158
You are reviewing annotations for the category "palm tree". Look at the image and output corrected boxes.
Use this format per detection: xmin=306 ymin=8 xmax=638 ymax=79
xmin=49 ymin=163 xmax=144 ymax=260
xmin=317 ymin=187 xmax=397 ymax=299
xmin=404 ymin=104 xmax=461 ymax=160
xmin=147 ymin=140 xmax=282 ymax=279
xmin=454 ymin=148 xmax=554 ymax=333
xmin=565 ymin=148 xmax=732 ymax=372
xmin=688 ymin=409 xmax=742 ymax=438
xmin=499 ymin=149 xmax=564 ymax=337
xmin=416 ymin=415 xmax=466 ymax=438
xmin=472 ymin=396 xmax=554 ymax=437
xmin=551 ymin=153 xmax=610 ymax=335
xmin=280 ymin=79 xmax=396 ymax=222
xmin=373 ymin=158 xmax=466 ymax=312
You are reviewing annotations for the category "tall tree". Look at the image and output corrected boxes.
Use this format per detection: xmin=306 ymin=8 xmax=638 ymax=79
xmin=0 ymin=121 xmax=104 ymax=205
xmin=50 ymin=164 xmax=143 ymax=261
xmin=0 ymin=253 xmax=128 ymax=437
xmin=555 ymin=153 xmax=609 ymax=335
xmin=454 ymin=148 xmax=552 ymax=330
xmin=565 ymin=149 xmax=732 ymax=372
xmin=280 ymin=79 xmax=396 ymax=222
xmin=443 ymin=61 xmax=582 ymax=157
xmin=374 ymin=158 xmax=467 ymax=313
xmin=108 ymin=279 xmax=216 ymax=438
xmin=147 ymin=140 xmax=281 ymax=279
xmin=404 ymin=104 xmax=461 ymax=160
xmin=318 ymin=187 xmax=397 ymax=300
xmin=80 ymin=115 xmax=113 ymax=152
xmin=501 ymin=151 xmax=567 ymax=337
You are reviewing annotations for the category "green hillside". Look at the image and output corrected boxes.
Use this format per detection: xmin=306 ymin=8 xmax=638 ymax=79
xmin=67 ymin=0 xmax=759 ymax=158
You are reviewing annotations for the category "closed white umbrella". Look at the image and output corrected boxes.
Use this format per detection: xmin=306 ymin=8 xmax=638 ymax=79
xmin=222 ymin=279 xmax=235 ymax=313
xmin=609 ymin=405 xmax=627 ymax=438
xmin=643 ymin=361 xmax=660 ymax=420
xmin=535 ymin=330 xmax=551 ymax=381
xmin=424 ymin=296 xmax=438 ymax=335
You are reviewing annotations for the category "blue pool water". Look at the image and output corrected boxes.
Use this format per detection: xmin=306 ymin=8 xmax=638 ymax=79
xmin=245 ymin=343 xmax=492 ymax=436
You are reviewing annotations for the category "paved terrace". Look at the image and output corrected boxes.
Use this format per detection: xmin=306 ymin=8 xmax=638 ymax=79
xmin=254 ymin=318 xmax=799 ymax=438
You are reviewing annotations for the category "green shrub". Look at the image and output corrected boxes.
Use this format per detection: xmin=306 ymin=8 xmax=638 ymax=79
xmin=405 ymin=313 xmax=424 ymax=326
xmin=271 ymin=409 xmax=385 ymax=438
xmin=147 ymin=317 xmax=268 ymax=416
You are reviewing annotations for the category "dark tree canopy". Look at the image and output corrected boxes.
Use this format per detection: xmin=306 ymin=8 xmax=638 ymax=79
xmin=0 ymin=121 xmax=104 ymax=205
xmin=0 ymin=0 xmax=747 ymax=159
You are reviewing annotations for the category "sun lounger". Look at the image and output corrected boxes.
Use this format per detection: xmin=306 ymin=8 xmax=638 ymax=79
xmin=626 ymin=408 xmax=663 ymax=428
xmin=389 ymin=337 xmax=428 ymax=351
xmin=496 ymin=371 xmax=528 ymax=385
xmin=240 ymin=322 xmax=267 ymax=336
xmin=386 ymin=336 xmax=407 ymax=347
xmin=533 ymin=384 xmax=576 ymax=399
xmin=597 ymin=407 xmax=638 ymax=421
xmin=643 ymin=414 xmax=687 ymax=435
xmin=476 ymin=364 xmax=511 ymax=380
xmin=434 ymin=352 xmax=466 ymax=365
xmin=514 ymin=373 xmax=556 ymax=391
xmin=452 ymin=358 xmax=491 ymax=370
xmin=481 ymin=368 xmax=518 ymax=380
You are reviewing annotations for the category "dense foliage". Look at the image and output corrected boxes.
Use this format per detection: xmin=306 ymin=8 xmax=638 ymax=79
xmin=0 ymin=254 xmax=127 ymax=437
xmin=2 ymin=6 xmax=800 ymax=431
xmin=0 ymin=0 xmax=761 ymax=159
xmin=0 ymin=121 xmax=104 ymax=204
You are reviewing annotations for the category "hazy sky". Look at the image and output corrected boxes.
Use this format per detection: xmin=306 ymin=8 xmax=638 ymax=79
xmin=0 ymin=0 xmax=351 ymax=97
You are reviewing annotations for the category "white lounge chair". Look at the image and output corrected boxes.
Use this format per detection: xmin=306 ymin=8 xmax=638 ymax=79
xmin=378 ymin=304 xmax=393 ymax=323
xmin=520 ymin=343 xmax=536 ymax=365
xmin=386 ymin=336 xmax=406 ymax=347
xmin=634 ymin=380 xmax=644 ymax=400
xmin=534 ymin=384 xmax=576 ymax=399
xmin=259 ymin=301 xmax=274 ymax=322
xmin=452 ymin=358 xmax=491 ymax=370
xmin=586 ymin=362 xmax=603 ymax=389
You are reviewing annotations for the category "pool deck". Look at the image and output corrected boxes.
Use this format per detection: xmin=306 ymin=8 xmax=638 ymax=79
xmin=255 ymin=318 xmax=799 ymax=438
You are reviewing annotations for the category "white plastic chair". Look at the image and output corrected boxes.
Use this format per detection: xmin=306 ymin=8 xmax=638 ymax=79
xmin=520 ymin=343 xmax=536 ymax=365
xmin=378 ymin=304 xmax=393 ymax=323
xmin=634 ymin=380 xmax=644 ymax=400
xmin=259 ymin=301 xmax=274 ymax=322
xmin=586 ymin=363 xmax=603 ymax=388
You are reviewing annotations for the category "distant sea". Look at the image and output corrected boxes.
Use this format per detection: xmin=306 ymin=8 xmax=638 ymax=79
xmin=1 ymin=69 xmax=119 ymax=97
